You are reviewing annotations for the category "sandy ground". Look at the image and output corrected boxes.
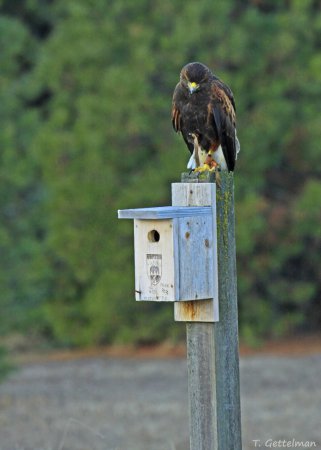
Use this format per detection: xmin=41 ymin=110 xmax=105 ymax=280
xmin=0 ymin=344 xmax=320 ymax=450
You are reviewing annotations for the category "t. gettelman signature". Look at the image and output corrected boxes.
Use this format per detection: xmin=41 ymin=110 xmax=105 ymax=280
xmin=252 ymin=439 xmax=318 ymax=448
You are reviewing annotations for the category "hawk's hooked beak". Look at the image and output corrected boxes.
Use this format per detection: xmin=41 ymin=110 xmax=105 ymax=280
xmin=188 ymin=81 xmax=199 ymax=94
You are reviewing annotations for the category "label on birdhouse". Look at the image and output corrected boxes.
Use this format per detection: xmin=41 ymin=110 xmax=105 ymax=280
xmin=146 ymin=254 xmax=162 ymax=285
xmin=134 ymin=219 xmax=178 ymax=301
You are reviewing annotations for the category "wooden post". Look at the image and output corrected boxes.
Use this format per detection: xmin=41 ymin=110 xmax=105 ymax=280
xmin=173 ymin=172 xmax=242 ymax=450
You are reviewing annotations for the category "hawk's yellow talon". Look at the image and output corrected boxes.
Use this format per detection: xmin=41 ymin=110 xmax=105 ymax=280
xmin=194 ymin=163 xmax=211 ymax=172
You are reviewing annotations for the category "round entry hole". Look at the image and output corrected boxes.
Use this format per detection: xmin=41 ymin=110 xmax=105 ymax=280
xmin=148 ymin=229 xmax=160 ymax=242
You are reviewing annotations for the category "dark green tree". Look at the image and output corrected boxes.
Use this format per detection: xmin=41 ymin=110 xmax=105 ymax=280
xmin=0 ymin=5 xmax=51 ymax=334
xmin=0 ymin=0 xmax=320 ymax=347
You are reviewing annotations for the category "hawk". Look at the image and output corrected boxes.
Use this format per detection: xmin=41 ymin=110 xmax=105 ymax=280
xmin=172 ymin=62 xmax=240 ymax=172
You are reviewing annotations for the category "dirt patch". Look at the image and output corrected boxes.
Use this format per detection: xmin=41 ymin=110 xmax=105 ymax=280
xmin=0 ymin=341 xmax=320 ymax=450
xmin=240 ymin=334 xmax=321 ymax=357
xmin=11 ymin=334 xmax=321 ymax=366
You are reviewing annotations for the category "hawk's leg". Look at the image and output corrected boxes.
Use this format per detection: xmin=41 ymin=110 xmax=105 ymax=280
xmin=186 ymin=133 xmax=201 ymax=170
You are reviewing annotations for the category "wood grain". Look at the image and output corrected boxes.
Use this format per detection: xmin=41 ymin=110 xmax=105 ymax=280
xmin=118 ymin=205 xmax=211 ymax=219
xmin=173 ymin=182 xmax=219 ymax=321
xmin=176 ymin=172 xmax=242 ymax=450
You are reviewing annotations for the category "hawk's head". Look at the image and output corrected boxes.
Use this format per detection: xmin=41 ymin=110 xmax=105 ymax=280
xmin=180 ymin=62 xmax=212 ymax=94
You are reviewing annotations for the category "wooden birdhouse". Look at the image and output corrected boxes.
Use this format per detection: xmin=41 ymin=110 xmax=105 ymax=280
xmin=118 ymin=204 xmax=218 ymax=303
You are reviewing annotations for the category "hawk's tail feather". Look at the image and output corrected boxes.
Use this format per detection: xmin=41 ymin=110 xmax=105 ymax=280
xmin=235 ymin=131 xmax=240 ymax=159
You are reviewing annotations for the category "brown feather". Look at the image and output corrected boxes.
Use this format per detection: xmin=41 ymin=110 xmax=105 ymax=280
xmin=212 ymin=84 xmax=236 ymax=125
xmin=171 ymin=105 xmax=181 ymax=132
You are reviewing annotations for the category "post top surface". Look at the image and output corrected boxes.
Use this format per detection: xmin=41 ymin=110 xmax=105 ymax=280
xmin=118 ymin=205 xmax=212 ymax=220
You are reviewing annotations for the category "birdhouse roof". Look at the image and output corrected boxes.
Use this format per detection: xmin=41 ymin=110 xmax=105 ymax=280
xmin=118 ymin=206 xmax=212 ymax=219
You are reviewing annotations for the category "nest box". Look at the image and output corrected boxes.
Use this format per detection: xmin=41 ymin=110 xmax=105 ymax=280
xmin=118 ymin=205 xmax=217 ymax=302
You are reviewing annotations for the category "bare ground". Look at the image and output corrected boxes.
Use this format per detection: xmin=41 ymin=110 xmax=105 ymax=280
xmin=0 ymin=342 xmax=320 ymax=450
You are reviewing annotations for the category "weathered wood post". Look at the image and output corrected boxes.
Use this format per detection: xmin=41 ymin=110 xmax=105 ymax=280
xmin=173 ymin=172 xmax=242 ymax=450
xmin=118 ymin=170 xmax=242 ymax=450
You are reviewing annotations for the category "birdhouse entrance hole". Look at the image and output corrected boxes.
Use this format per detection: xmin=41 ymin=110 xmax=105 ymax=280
xmin=148 ymin=229 xmax=160 ymax=242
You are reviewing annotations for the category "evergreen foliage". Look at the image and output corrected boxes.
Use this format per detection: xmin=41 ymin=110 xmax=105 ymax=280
xmin=0 ymin=0 xmax=320 ymax=347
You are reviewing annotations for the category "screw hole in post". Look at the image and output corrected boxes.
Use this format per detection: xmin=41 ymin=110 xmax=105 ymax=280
xmin=148 ymin=229 xmax=160 ymax=242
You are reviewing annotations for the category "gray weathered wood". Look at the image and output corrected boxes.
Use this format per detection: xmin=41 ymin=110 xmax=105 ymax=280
xmin=133 ymin=219 xmax=178 ymax=301
xmin=172 ymin=182 xmax=219 ymax=322
xmin=181 ymin=171 xmax=216 ymax=183
xmin=118 ymin=205 xmax=211 ymax=219
xmin=172 ymin=183 xmax=214 ymax=207
xmin=177 ymin=214 xmax=215 ymax=302
xmin=186 ymin=323 xmax=217 ymax=450
xmin=212 ymin=171 xmax=242 ymax=450
xmin=179 ymin=172 xmax=242 ymax=450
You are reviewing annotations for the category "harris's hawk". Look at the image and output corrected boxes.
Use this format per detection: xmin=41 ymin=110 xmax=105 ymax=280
xmin=172 ymin=62 xmax=240 ymax=172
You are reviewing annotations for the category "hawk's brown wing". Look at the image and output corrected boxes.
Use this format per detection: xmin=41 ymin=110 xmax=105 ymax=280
xmin=171 ymin=103 xmax=181 ymax=133
xmin=171 ymin=83 xmax=194 ymax=153
xmin=171 ymin=83 xmax=182 ymax=132
xmin=210 ymin=81 xmax=237 ymax=171
xmin=213 ymin=77 xmax=236 ymax=112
